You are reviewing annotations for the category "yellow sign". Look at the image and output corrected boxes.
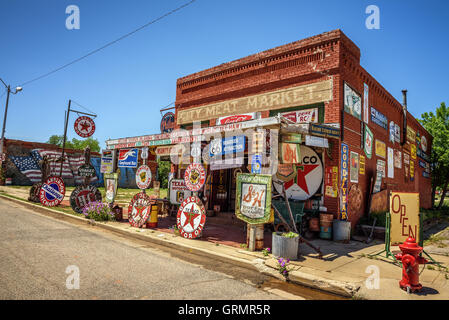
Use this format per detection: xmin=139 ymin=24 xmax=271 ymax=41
xmin=359 ymin=155 xmax=365 ymax=175
xmin=407 ymin=126 xmax=416 ymax=142
xmin=177 ymin=79 xmax=333 ymax=124
xmin=410 ymin=144 xmax=417 ymax=160
xmin=375 ymin=139 xmax=386 ymax=158
xmin=410 ymin=160 xmax=415 ymax=179
xmin=390 ymin=192 xmax=420 ymax=245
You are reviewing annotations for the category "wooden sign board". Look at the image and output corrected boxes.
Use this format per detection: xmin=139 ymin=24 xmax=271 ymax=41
xmin=389 ymin=192 xmax=420 ymax=245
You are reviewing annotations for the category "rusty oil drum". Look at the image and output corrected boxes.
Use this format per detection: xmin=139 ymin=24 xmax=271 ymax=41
xmin=146 ymin=204 xmax=159 ymax=228
xmin=319 ymin=213 xmax=334 ymax=239
xmin=308 ymin=217 xmax=320 ymax=232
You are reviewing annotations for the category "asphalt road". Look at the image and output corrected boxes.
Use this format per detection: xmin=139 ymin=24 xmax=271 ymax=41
xmin=0 ymin=197 xmax=315 ymax=300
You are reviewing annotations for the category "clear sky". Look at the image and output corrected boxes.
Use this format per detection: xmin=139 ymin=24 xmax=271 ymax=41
xmin=1 ymin=0 xmax=448 ymax=149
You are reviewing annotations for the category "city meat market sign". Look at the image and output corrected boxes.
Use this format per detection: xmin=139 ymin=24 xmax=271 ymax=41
xmin=176 ymin=196 xmax=206 ymax=239
xmin=39 ymin=176 xmax=66 ymax=207
xmin=235 ymin=173 xmax=272 ymax=224
xmin=177 ymin=79 xmax=332 ymax=124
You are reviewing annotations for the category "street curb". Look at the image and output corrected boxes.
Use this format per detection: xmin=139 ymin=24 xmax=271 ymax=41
xmin=0 ymin=193 xmax=355 ymax=298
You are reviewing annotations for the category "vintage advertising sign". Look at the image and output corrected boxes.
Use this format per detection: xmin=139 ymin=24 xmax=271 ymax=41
xmin=169 ymin=179 xmax=192 ymax=205
xmin=309 ymin=123 xmax=340 ymax=138
xmin=407 ymin=126 xmax=416 ymax=142
xmin=39 ymin=176 xmax=66 ymax=207
xmin=74 ymin=116 xmax=96 ymax=138
xmin=209 ymin=136 xmax=245 ymax=157
xmin=160 ymin=112 xmax=175 ymax=133
xmin=359 ymin=155 xmax=365 ymax=175
xmin=100 ymin=149 xmax=114 ymax=174
xmin=235 ymin=174 xmax=272 ymax=224
xmin=281 ymin=108 xmax=319 ymax=124
xmin=280 ymin=143 xmax=301 ymax=164
xmin=141 ymin=147 xmax=149 ymax=160
xmin=136 ymin=165 xmax=152 ymax=190
xmin=251 ymin=131 xmax=264 ymax=153
xmin=344 ymin=82 xmax=362 ymax=120
xmin=390 ymin=192 xmax=420 ymax=245
xmin=370 ymin=107 xmax=388 ymax=130
xmin=274 ymin=145 xmax=324 ymax=201
xmin=421 ymin=135 xmax=428 ymax=152
xmin=387 ymin=147 xmax=394 ymax=179
xmin=251 ymin=154 xmax=262 ymax=174
xmin=78 ymin=164 xmax=96 ymax=177
xmin=410 ymin=160 xmax=415 ymax=181
xmin=363 ymin=83 xmax=369 ymax=124
xmin=305 ymin=135 xmax=328 ymax=148
xmin=177 ymin=79 xmax=332 ymax=124
xmin=177 ymin=196 xmax=206 ymax=239
xmin=373 ymin=172 xmax=382 ymax=193
xmin=394 ymin=150 xmax=402 ymax=169
xmin=128 ymin=192 xmax=152 ymax=228
xmin=70 ymin=185 xmax=102 ymax=213
xmin=389 ymin=121 xmax=396 ymax=143
xmin=104 ymin=171 xmax=119 ymax=204
xmin=377 ymin=159 xmax=386 ymax=178
xmin=184 ymin=163 xmax=206 ymax=192
xmin=410 ymin=144 xmax=417 ymax=160
xmin=276 ymin=163 xmax=297 ymax=182
xmin=217 ymin=112 xmax=258 ymax=125
xmin=364 ymin=125 xmax=373 ymax=159
xmin=324 ymin=166 xmax=338 ymax=198
xmin=375 ymin=139 xmax=386 ymax=158
xmin=118 ymin=148 xmax=138 ymax=168
xmin=340 ymin=143 xmax=349 ymax=220
xmin=350 ymin=152 xmax=359 ymax=183
xmin=281 ymin=133 xmax=302 ymax=144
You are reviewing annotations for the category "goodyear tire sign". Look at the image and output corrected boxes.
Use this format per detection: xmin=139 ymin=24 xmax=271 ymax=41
xmin=340 ymin=143 xmax=349 ymax=220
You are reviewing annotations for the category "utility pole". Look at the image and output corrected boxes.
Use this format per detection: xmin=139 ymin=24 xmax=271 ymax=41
xmin=59 ymin=99 xmax=71 ymax=177
xmin=0 ymin=78 xmax=22 ymax=160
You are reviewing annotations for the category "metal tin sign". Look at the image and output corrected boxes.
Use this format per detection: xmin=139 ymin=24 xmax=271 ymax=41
xmin=169 ymin=179 xmax=192 ymax=205
xmin=274 ymin=146 xmax=323 ymax=201
xmin=363 ymin=83 xmax=369 ymax=124
xmin=340 ymin=143 xmax=349 ymax=220
xmin=364 ymin=125 xmax=373 ymax=159
xmin=280 ymin=143 xmax=300 ymax=163
xmin=421 ymin=136 xmax=428 ymax=152
xmin=375 ymin=139 xmax=386 ymax=158
xmin=209 ymin=135 xmax=245 ymax=157
xmin=118 ymin=148 xmax=138 ymax=168
xmin=104 ymin=171 xmax=119 ymax=203
xmin=350 ymin=152 xmax=359 ymax=183
xmin=344 ymin=82 xmax=362 ymax=120
xmin=389 ymin=121 xmax=396 ymax=143
xmin=128 ymin=192 xmax=152 ymax=228
xmin=39 ymin=176 xmax=66 ymax=207
xmin=276 ymin=163 xmax=297 ymax=182
xmin=251 ymin=154 xmax=262 ymax=174
xmin=407 ymin=126 xmax=416 ymax=142
xmin=184 ymin=163 xmax=206 ymax=192
xmin=136 ymin=165 xmax=152 ymax=190
xmin=176 ymin=196 xmax=206 ymax=239
xmin=235 ymin=173 xmax=272 ymax=224
xmin=281 ymin=108 xmax=318 ymax=124
xmin=309 ymin=123 xmax=340 ymax=138
xmin=370 ymin=107 xmax=388 ymax=130
xmin=100 ymin=157 xmax=113 ymax=174
xmin=161 ymin=112 xmax=175 ymax=133
xmin=78 ymin=164 xmax=96 ymax=177
xmin=74 ymin=116 xmax=96 ymax=138
xmin=217 ymin=113 xmax=257 ymax=125
xmin=70 ymin=185 xmax=102 ymax=213
xmin=141 ymin=147 xmax=149 ymax=160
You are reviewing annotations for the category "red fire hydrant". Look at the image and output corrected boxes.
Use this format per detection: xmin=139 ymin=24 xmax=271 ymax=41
xmin=394 ymin=237 xmax=428 ymax=293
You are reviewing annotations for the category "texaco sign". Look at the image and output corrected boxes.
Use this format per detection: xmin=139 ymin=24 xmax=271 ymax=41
xmin=273 ymin=145 xmax=323 ymax=200
xmin=184 ymin=163 xmax=206 ymax=192
xmin=176 ymin=196 xmax=206 ymax=239
xmin=74 ymin=116 xmax=96 ymax=138
xmin=70 ymin=185 xmax=102 ymax=213
xmin=128 ymin=192 xmax=152 ymax=228
xmin=136 ymin=165 xmax=152 ymax=190
xmin=39 ymin=176 xmax=66 ymax=207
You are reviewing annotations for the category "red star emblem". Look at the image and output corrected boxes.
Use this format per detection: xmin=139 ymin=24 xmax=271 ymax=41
xmin=182 ymin=204 xmax=200 ymax=229
xmin=284 ymin=164 xmax=319 ymax=195
xmin=79 ymin=121 xmax=91 ymax=133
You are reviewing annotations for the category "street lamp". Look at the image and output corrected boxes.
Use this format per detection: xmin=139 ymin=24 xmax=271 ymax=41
xmin=0 ymin=78 xmax=23 ymax=158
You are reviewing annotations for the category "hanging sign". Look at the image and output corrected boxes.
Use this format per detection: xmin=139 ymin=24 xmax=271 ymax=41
xmin=370 ymin=107 xmax=388 ymax=130
xmin=141 ymin=147 xmax=149 ymax=160
xmin=340 ymin=143 xmax=349 ymax=220
xmin=359 ymin=155 xmax=365 ymax=175
xmin=280 ymin=143 xmax=300 ymax=163
xmin=363 ymin=83 xmax=369 ymax=124
xmin=160 ymin=112 xmax=175 ymax=133
xmin=136 ymin=165 xmax=152 ymax=190
xmin=375 ymin=139 xmax=386 ymax=158
xmin=235 ymin=173 xmax=272 ymax=224
xmin=74 ymin=116 xmax=96 ymax=138
xmin=390 ymin=192 xmax=420 ymax=245
xmin=184 ymin=163 xmax=206 ymax=192
xmin=78 ymin=164 xmax=96 ymax=177
xmin=350 ymin=152 xmax=359 ymax=183
xmin=39 ymin=176 xmax=66 ymax=207
xmin=309 ymin=124 xmax=340 ymax=138
xmin=281 ymin=108 xmax=319 ymax=123
xmin=177 ymin=196 xmax=206 ymax=239
xmin=169 ymin=179 xmax=192 ymax=205
xmin=364 ymin=125 xmax=373 ymax=159
xmin=281 ymin=133 xmax=302 ymax=144
xmin=128 ymin=192 xmax=152 ymax=228
xmin=70 ymin=185 xmax=102 ymax=213
xmin=344 ymin=82 xmax=362 ymax=120
xmin=387 ymin=147 xmax=394 ymax=179
xmin=118 ymin=148 xmax=138 ymax=168
xmin=305 ymin=135 xmax=328 ymax=148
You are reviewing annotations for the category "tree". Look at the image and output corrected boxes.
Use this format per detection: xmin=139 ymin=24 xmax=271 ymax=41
xmin=420 ymin=102 xmax=449 ymax=209
xmin=46 ymin=135 xmax=100 ymax=153
xmin=157 ymin=159 xmax=171 ymax=189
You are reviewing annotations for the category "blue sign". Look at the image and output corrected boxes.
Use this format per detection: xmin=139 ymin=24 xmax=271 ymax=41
xmin=118 ymin=148 xmax=138 ymax=168
xmin=371 ymin=107 xmax=388 ymax=130
xmin=251 ymin=155 xmax=262 ymax=174
xmin=210 ymin=136 xmax=246 ymax=157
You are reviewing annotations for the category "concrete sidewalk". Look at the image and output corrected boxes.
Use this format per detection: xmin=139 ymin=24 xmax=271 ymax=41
xmin=1 ymin=186 xmax=448 ymax=300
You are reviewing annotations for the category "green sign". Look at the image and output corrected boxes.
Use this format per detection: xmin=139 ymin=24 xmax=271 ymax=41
xmin=364 ymin=125 xmax=373 ymax=159
xmin=235 ymin=173 xmax=272 ymax=224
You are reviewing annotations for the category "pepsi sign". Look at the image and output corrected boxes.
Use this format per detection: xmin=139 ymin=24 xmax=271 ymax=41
xmin=118 ymin=148 xmax=138 ymax=168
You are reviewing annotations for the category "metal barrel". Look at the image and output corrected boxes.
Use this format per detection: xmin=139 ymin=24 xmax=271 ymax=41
xmin=272 ymin=232 xmax=299 ymax=260
xmin=333 ymin=220 xmax=351 ymax=241
xmin=146 ymin=204 xmax=158 ymax=228
xmin=246 ymin=224 xmax=265 ymax=251
xmin=319 ymin=213 xmax=333 ymax=239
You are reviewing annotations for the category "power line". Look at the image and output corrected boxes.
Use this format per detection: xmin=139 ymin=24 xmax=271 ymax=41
xmin=71 ymin=99 xmax=96 ymax=115
xmin=19 ymin=0 xmax=197 ymax=87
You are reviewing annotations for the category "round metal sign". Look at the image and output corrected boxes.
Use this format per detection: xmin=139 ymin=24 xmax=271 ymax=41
xmin=176 ymin=196 xmax=206 ymax=239
xmin=128 ymin=192 xmax=152 ymax=228
xmin=161 ymin=112 xmax=175 ymax=134
xmin=184 ymin=163 xmax=206 ymax=192
xmin=78 ymin=164 xmax=96 ymax=177
xmin=136 ymin=165 xmax=152 ymax=190
xmin=273 ymin=146 xmax=323 ymax=201
xmin=39 ymin=176 xmax=66 ymax=207
xmin=70 ymin=185 xmax=102 ymax=213
xmin=74 ymin=116 xmax=96 ymax=138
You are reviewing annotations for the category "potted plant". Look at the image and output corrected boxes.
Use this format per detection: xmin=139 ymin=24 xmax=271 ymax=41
xmin=272 ymin=231 xmax=299 ymax=260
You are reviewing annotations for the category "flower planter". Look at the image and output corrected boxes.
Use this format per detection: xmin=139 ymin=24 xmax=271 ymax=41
xmin=272 ymin=232 xmax=299 ymax=260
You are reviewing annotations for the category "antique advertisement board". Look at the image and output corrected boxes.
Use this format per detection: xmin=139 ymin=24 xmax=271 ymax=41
xmin=344 ymin=82 xmax=361 ymax=120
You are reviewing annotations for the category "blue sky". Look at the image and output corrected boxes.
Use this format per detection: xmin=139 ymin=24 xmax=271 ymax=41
xmin=1 ymin=0 xmax=448 ymax=149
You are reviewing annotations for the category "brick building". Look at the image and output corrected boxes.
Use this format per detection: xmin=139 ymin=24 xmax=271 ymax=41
xmin=106 ymin=29 xmax=432 ymax=229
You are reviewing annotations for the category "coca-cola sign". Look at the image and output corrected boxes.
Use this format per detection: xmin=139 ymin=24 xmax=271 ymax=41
xmin=217 ymin=113 xmax=257 ymax=125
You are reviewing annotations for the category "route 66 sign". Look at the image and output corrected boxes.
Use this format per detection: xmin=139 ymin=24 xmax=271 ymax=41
xmin=177 ymin=196 xmax=206 ymax=239
xmin=74 ymin=116 xmax=96 ymax=138
xmin=128 ymin=192 xmax=152 ymax=228
xmin=141 ymin=147 xmax=149 ymax=160
xmin=209 ymin=138 xmax=222 ymax=157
